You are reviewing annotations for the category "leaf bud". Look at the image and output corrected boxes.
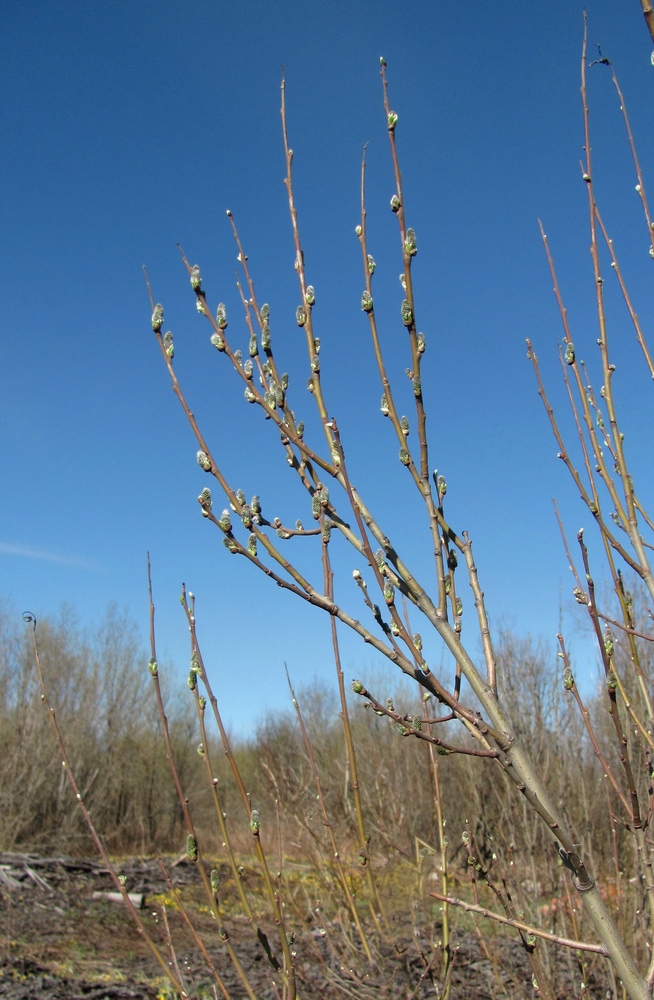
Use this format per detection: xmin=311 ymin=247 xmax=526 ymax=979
xmin=151 ymin=303 xmax=164 ymax=332
xmin=148 ymin=657 xmax=158 ymax=677
xmin=573 ymin=587 xmax=588 ymax=605
xmin=387 ymin=110 xmax=398 ymax=130
xmin=190 ymin=265 xmax=202 ymax=290
xmin=352 ymin=679 xmax=364 ymax=694
xmin=197 ymin=450 xmax=211 ymax=471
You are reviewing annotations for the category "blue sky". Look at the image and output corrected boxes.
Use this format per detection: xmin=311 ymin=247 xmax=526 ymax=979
xmin=2 ymin=1 xmax=654 ymax=734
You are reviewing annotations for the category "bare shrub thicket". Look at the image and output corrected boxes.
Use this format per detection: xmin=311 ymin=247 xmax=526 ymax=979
xmin=0 ymin=603 xmax=199 ymax=853
xmin=23 ymin=9 xmax=654 ymax=1000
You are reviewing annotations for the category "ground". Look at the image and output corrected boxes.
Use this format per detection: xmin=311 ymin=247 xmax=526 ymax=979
xmin=0 ymin=853 xmax=610 ymax=999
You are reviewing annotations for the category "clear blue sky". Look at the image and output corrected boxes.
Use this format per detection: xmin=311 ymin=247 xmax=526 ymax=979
xmin=2 ymin=1 xmax=653 ymax=734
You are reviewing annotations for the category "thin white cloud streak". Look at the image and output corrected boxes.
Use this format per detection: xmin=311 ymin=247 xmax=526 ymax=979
xmin=0 ymin=541 xmax=102 ymax=572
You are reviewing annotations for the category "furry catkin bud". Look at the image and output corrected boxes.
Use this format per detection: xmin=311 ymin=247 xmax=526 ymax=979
xmin=387 ymin=110 xmax=398 ymax=130
xmin=311 ymin=354 xmax=320 ymax=373
xmin=261 ymin=324 xmax=271 ymax=350
xmin=367 ymin=255 xmax=376 ymax=275
xmin=211 ymin=331 xmax=225 ymax=351
xmin=151 ymin=304 xmax=164 ymax=332
xmin=563 ymin=666 xmax=574 ymax=690
xmin=249 ymin=334 xmax=258 ymax=358
xmin=163 ymin=331 xmax=174 ymax=358
xmin=218 ymin=509 xmax=231 ymax=531
xmin=400 ymin=415 xmax=409 ymax=436
xmin=413 ymin=376 xmax=422 ymax=396
xmin=322 ymin=519 xmax=332 ymax=543
xmin=383 ymin=583 xmax=395 ymax=605
xmin=437 ymin=475 xmax=447 ymax=499
xmin=241 ymin=504 xmax=252 ymax=528
xmin=186 ymin=834 xmax=198 ymax=861
xmin=198 ymin=488 xmax=212 ymax=512
xmin=380 ymin=394 xmax=389 ymax=416
xmin=243 ymin=359 xmax=253 ymax=379
xmin=249 ymin=809 xmax=260 ymax=833
xmin=223 ymin=537 xmax=238 ymax=553
xmin=565 ymin=342 xmax=575 ymax=365
xmin=148 ymin=657 xmax=158 ymax=676
xmin=211 ymin=869 xmax=220 ymax=893
xmin=296 ymin=305 xmax=307 ymax=327
xmin=216 ymin=303 xmax=228 ymax=329
xmin=401 ymin=299 xmax=413 ymax=327
xmin=190 ymin=265 xmax=202 ymax=290
xmin=260 ymin=303 xmax=270 ymax=323
xmin=413 ymin=633 xmax=423 ymax=651
xmin=247 ymin=533 xmax=257 ymax=556
xmin=361 ymin=291 xmax=373 ymax=313
xmin=399 ymin=447 xmax=410 ymax=466
xmin=251 ymin=495 xmax=261 ymax=514
xmin=197 ymin=451 xmax=211 ymax=471
xmin=404 ymin=228 xmax=417 ymax=256
xmin=244 ymin=385 xmax=256 ymax=403
xmin=311 ymin=494 xmax=321 ymax=519
xmin=416 ymin=331 xmax=425 ymax=353
xmin=390 ymin=194 xmax=401 ymax=213
xmin=305 ymin=285 xmax=315 ymax=305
